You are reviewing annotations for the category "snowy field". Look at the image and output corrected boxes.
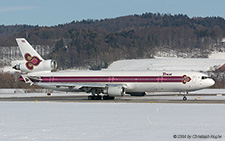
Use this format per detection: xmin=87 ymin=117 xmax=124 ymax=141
xmin=107 ymin=52 xmax=225 ymax=71
xmin=0 ymin=102 xmax=224 ymax=141
xmin=0 ymin=89 xmax=225 ymax=140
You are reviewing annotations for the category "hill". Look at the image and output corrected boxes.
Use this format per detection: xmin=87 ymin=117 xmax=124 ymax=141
xmin=0 ymin=13 xmax=225 ymax=69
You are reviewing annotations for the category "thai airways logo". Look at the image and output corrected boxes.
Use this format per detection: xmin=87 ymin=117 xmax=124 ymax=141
xmin=182 ymin=75 xmax=191 ymax=84
xmin=24 ymin=53 xmax=42 ymax=70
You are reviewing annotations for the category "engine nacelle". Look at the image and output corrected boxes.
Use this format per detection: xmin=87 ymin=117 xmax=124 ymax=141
xmin=13 ymin=59 xmax=57 ymax=73
xmin=103 ymin=86 xmax=124 ymax=97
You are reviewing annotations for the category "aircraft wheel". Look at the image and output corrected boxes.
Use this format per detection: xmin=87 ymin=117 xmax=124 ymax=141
xmin=88 ymin=96 xmax=102 ymax=100
xmin=47 ymin=93 xmax=51 ymax=96
xmin=103 ymin=96 xmax=115 ymax=100
xmin=88 ymin=96 xmax=94 ymax=100
xmin=183 ymin=96 xmax=187 ymax=101
xmin=94 ymin=96 xmax=102 ymax=100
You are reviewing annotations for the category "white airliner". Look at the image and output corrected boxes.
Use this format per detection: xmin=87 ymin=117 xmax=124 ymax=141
xmin=13 ymin=38 xmax=215 ymax=100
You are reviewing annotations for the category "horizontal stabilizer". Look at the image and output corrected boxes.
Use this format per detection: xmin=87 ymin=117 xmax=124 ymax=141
xmin=21 ymin=75 xmax=34 ymax=85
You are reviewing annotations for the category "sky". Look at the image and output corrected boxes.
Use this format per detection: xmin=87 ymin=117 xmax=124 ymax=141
xmin=0 ymin=0 xmax=225 ymax=26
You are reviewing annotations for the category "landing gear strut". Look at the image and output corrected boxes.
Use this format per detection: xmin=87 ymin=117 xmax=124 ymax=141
xmin=183 ymin=92 xmax=188 ymax=101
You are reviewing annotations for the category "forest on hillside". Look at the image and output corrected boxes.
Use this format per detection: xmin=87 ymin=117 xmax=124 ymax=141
xmin=0 ymin=13 xmax=225 ymax=69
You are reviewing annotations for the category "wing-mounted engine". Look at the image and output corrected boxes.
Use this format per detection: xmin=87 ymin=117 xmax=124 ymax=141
xmin=13 ymin=59 xmax=57 ymax=73
xmin=103 ymin=86 xmax=125 ymax=97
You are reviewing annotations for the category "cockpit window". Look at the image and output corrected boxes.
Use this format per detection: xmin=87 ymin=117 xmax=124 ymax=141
xmin=201 ymin=76 xmax=211 ymax=79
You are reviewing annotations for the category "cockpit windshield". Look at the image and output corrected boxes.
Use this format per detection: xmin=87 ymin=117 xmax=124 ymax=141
xmin=201 ymin=76 xmax=211 ymax=80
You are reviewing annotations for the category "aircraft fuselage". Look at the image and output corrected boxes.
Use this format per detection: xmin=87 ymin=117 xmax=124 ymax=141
xmin=22 ymin=70 xmax=215 ymax=93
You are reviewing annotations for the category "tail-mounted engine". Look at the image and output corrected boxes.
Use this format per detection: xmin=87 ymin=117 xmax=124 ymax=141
xmin=13 ymin=59 xmax=57 ymax=73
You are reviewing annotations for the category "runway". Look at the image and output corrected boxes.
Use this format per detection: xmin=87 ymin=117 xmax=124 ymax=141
xmin=1 ymin=94 xmax=225 ymax=103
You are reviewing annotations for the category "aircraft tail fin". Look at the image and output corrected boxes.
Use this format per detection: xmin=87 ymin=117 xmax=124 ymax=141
xmin=16 ymin=38 xmax=44 ymax=61
xmin=14 ymin=38 xmax=57 ymax=73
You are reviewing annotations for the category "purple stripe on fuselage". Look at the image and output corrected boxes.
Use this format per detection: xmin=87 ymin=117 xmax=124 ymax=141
xmin=39 ymin=76 xmax=184 ymax=83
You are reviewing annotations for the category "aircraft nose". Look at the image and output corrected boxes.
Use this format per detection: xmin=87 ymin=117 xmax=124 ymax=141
xmin=209 ymin=79 xmax=215 ymax=87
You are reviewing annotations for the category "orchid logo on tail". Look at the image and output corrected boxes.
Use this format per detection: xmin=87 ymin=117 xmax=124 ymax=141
xmin=24 ymin=53 xmax=42 ymax=70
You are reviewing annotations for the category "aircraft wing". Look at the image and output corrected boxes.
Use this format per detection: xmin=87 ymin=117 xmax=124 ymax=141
xmin=40 ymin=83 xmax=106 ymax=89
xmin=35 ymin=82 xmax=125 ymax=93
xmin=21 ymin=75 xmax=126 ymax=93
xmin=21 ymin=76 xmax=107 ymax=89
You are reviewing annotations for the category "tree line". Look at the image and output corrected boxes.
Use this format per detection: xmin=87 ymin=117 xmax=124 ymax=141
xmin=0 ymin=13 xmax=224 ymax=69
xmin=0 ymin=12 xmax=224 ymax=70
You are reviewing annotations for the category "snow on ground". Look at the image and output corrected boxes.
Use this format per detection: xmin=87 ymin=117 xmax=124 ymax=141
xmin=107 ymin=52 xmax=225 ymax=71
xmin=209 ymin=52 xmax=225 ymax=59
xmin=0 ymin=102 xmax=224 ymax=141
xmin=0 ymin=89 xmax=225 ymax=140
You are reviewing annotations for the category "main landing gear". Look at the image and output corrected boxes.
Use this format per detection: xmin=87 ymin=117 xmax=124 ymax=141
xmin=87 ymin=95 xmax=115 ymax=100
xmin=183 ymin=92 xmax=188 ymax=101
xmin=88 ymin=89 xmax=115 ymax=100
xmin=103 ymin=96 xmax=115 ymax=100
xmin=88 ymin=95 xmax=102 ymax=100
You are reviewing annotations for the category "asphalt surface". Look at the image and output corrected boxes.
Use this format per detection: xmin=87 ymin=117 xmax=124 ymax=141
xmin=1 ymin=94 xmax=225 ymax=103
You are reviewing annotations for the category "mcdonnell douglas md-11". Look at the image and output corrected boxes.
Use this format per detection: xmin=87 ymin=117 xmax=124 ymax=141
xmin=13 ymin=38 xmax=215 ymax=100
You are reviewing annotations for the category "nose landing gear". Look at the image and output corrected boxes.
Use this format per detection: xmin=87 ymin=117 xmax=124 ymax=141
xmin=183 ymin=92 xmax=188 ymax=101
